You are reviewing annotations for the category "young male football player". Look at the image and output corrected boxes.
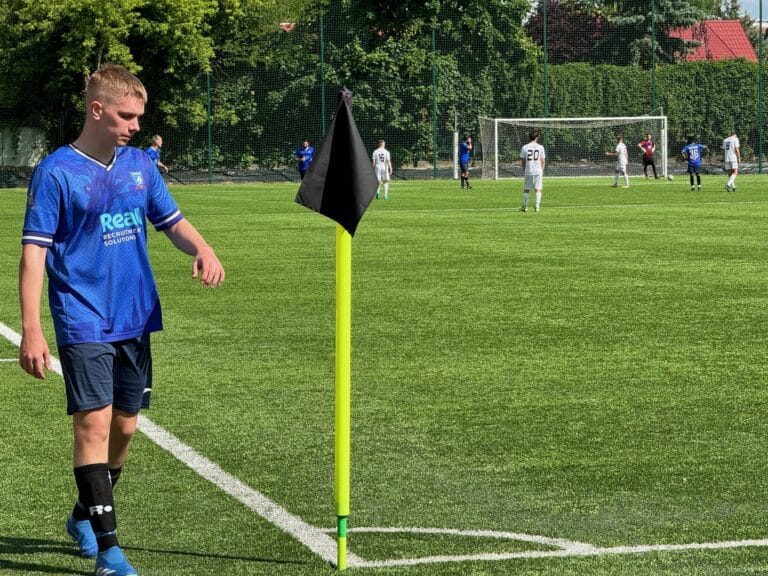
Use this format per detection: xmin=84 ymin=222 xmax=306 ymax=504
xmin=722 ymin=130 xmax=740 ymax=192
xmin=372 ymin=139 xmax=392 ymax=199
xmin=638 ymin=133 xmax=658 ymax=179
xmin=294 ymin=139 xmax=315 ymax=179
xmin=607 ymin=135 xmax=629 ymax=188
xmin=519 ymin=131 xmax=545 ymax=212
xmin=145 ymin=134 xmax=169 ymax=174
xmin=459 ymin=134 xmax=473 ymax=189
xmin=19 ymin=63 xmax=225 ymax=576
xmin=681 ymin=137 xmax=707 ymax=191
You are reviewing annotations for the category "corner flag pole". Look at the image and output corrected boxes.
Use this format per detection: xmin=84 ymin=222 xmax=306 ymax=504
xmin=335 ymin=223 xmax=352 ymax=570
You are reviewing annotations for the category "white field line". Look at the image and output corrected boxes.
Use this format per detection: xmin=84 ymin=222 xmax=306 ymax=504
xmin=4 ymin=320 xmax=768 ymax=569
xmin=0 ymin=321 xmax=356 ymax=568
xmin=378 ymin=199 xmax=768 ymax=215
xmin=330 ymin=527 xmax=768 ymax=568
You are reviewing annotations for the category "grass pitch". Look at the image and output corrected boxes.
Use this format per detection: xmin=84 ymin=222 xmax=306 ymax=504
xmin=1 ymin=175 xmax=768 ymax=575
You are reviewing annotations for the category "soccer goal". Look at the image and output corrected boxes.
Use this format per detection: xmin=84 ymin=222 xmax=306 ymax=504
xmin=478 ymin=116 xmax=668 ymax=179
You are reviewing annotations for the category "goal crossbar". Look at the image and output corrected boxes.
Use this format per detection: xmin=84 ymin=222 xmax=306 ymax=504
xmin=479 ymin=115 xmax=668 ymax=180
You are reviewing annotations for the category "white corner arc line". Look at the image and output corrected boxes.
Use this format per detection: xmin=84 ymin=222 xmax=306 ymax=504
xmin=4 ymin=321 xmax=768 ymax=569
xmin=335 ymin=527 xmax=768 ymax=568
xmin=0 ymin=321 xmax=358 ymax=568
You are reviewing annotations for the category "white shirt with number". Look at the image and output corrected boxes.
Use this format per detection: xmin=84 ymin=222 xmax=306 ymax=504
xmin=722 ymin=135 xmax=739 ymax=163
xmin=615 ymin=142 xmax=628 ymax=170
xmin=520 ymin=142 xmax=545 ymax=176
xmin=372 ymin=147 xmax=391 ymax=181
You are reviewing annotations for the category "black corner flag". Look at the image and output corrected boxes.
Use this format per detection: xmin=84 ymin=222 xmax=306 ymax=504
xmin=295 ymin=88 xmax=378 ymax=236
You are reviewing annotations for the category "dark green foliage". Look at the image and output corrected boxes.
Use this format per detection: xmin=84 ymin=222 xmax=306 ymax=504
xmin=592 ymin=0 xmax=704 ymax=67
xmin=525 ymin=0 xmax=607 ymax=64
xmin=532 ymin=60 xmax=766 ymax=161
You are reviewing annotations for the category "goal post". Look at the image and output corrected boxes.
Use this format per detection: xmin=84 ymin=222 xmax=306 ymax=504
xmin=478 ymin=116 xmax=668 ymax=179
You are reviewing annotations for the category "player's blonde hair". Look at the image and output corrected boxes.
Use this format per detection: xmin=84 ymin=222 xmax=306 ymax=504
xmin=85 ymin=63 xmax=147 ymax=106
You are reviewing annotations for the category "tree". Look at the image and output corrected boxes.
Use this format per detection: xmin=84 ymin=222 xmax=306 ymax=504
xmin=317 ymin=0 xmax=538 ymax=165
xmin=525 ymin=0 xmax=608 ymax=64
xmin=0 ymin=0 xmax=220 ymax=146
xmin=591 ymin=0 xmax=704 ymax=67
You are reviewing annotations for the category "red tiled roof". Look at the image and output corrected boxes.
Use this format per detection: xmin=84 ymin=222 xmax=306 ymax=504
xmin=671 ymin=20 xmax=758 ymax=62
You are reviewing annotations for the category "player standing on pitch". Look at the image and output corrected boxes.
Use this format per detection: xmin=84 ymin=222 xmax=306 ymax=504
xmin=681 ymin=137 xmax=707 ymax=191
xmin=145 ymin=134 xmax=169 ymax=174
xmin=372 ymin=139 xmax=392 ymax=199
xmin=18 ymin=63 xmax=225 ymax=576
xmin=459 ymin=134 xmax=473 ymax=189
xmin=607 ymin=134 xmax=629 ymax=188
xmin=638 ymin=133 xmax=659 ymax=179
xmin=519 ymin=131 xmax=545 ymax=212
xmin=294 ymin=139 xmax=315 ymax=180
xmin=722 ymin=129 xmax=740 ymax=192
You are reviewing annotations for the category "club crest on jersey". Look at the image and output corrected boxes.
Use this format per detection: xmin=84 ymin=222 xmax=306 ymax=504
xmin=129 ymin=171 xmax=146 ymax=190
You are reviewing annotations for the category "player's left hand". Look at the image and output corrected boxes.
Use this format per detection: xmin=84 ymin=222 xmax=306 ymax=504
xmin=192 ymin=247 xmax=225 ymax=288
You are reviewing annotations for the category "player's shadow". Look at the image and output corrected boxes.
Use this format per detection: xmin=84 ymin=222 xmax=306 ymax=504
xmin=0 ymin=534 xmax=308 ymax=571
xmin=0 ymin=535 xmax=91 ymax=574
xmin=123 ymin=544 xmax=308 ymax=567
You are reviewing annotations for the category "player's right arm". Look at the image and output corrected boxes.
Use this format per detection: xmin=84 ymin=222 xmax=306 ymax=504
xmin=19 ymin=243 xmax=51 ymax=379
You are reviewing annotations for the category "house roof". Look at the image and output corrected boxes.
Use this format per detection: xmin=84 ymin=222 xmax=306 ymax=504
xmin=671 ymin=20 xmax=758 ymax=62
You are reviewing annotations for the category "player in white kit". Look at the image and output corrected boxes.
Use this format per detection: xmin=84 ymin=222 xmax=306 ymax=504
xmin=372 ymin=140 xmax=392 ymax=199
xmin=607 ymin=134 xmax=629 ymax=188
xmin=519 ymin=131 xmax=545 ymax=212
xmin=721 ymin=130 xmax=740 ymax=192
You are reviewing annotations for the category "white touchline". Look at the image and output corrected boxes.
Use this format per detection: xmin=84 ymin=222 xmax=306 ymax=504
xmin=3 ymin=320 xmax=768 ymax=569
xmin=329 ymin=528 xmax=768 ymax=568
xmin=0 ymin=321 xmax=360 ymax=568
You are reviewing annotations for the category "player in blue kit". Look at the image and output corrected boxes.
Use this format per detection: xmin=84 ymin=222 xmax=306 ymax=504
xmin=145 ymin=134 xmax=169 ymax=174
xmin=294 ymin=139 xmax=314 ymax=179
xmin=459 ymin=134 xmax=473 ymax=189
xmin=681 ymin=137 xmax=707 ymax=191
xmin=18 ymin=64 xmax=225 ymax=576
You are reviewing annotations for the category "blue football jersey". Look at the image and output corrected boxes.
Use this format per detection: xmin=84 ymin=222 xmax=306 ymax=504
xmin=145 ymin=146 xmax=161 ymax=166
xmin=22 ymin=145 xmax=184 ymax=345
xmin=681 ymin=143 xmax=705 ymax=167
xmin=460 ymin=142 xmax=471 ymax=164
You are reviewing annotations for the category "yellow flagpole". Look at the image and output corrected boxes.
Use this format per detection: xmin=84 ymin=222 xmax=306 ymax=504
xmin=335 ymin=224 xmax=352 ymax=570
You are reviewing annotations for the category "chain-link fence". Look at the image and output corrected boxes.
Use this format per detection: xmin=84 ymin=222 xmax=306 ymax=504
xmin=0 ymin=0 xmax=765 ymax=186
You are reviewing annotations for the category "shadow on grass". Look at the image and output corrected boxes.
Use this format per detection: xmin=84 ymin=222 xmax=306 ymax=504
xmin=0 ymin=535 xmax=91 ymax=575
xmin=124 ymin=544 xmax=309 ymax=566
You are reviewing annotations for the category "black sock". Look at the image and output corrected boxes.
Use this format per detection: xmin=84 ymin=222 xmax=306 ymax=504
xmin=72 ymin=466 xmax=123 ymax=520
xmin=73 ymin=464 xmax=119 ymax=551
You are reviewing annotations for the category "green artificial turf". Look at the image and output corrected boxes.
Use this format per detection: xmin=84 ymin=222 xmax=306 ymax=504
xmin=1 ymin=175 xmax=767 ymax=575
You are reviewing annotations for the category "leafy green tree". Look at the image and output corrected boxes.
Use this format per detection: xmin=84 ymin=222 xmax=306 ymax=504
xmin=591 ymin=0 xmax=704 ymax=67
xmin=0 ymin=0 xmax=219 ymax=145
xmin=318 ymin=0 xmax=538 ymax=165
xmin=525 ymin=0 xmax=608 ymax=64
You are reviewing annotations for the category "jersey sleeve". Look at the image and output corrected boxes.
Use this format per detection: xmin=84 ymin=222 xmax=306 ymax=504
xmin=145 ymin=160 xmax=183 ymax=231
xmin=21 ymin=165 xmax=61 ymax=247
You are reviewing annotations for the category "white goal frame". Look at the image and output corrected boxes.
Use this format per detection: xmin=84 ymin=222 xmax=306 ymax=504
xmin=479 ymin=116 xmax=668 ymax=179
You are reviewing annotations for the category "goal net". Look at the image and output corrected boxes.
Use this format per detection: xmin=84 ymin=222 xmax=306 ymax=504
xmin=478 ymin=116 xmax=668 ymax=179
